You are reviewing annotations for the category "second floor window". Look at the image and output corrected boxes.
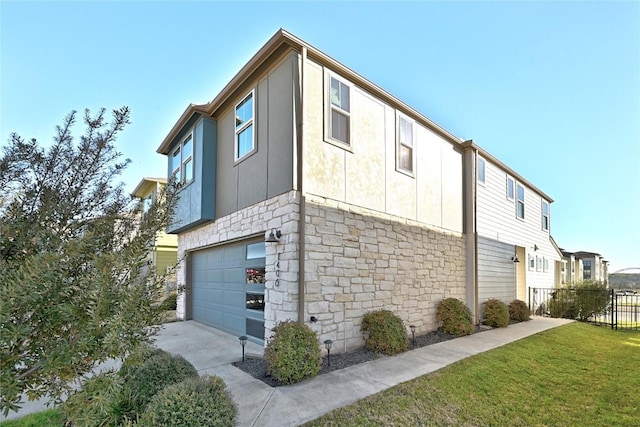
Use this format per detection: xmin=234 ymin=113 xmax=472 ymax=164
xmin=235 ymin=90 xmax=255 ymax=161
xmin=397 ymin=116 xmax=414 ymax=174
xmin=506 ymin=176 xmax=515 ymax=200
xmin=478 ymin=157 xmax=486 ymax=184
xmin=516 ymin=184 xmax=525 ymax=219
xmin=329 ymin=76 xmax=350 ymax=145
xmin=171 ymin=133 xmax=194 ymax=185
xmin=541 ymin=200 xmax=549 ymax=231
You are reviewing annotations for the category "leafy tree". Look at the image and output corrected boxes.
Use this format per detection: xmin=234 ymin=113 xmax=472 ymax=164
xmin=0 ymin=107 xmax=177 ymax=415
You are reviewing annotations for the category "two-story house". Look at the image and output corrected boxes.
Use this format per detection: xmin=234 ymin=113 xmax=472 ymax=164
xmin=156 ymin=29 xmax=558 ymax=349
xmin=131 ymin=177 xmax=178 ymax=294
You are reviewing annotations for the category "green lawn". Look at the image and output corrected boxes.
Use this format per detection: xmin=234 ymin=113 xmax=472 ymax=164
xmin=307 ymin=323 xmax=640 ymax=427
xmin=0 ymin=410 xmax=62 ymax=427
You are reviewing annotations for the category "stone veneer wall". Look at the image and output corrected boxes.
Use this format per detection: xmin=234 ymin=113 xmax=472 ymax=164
xmin=304 ymin=194 xmax=467 ymax=353
xmin=175 ymin=190 xmax=301 ymax=339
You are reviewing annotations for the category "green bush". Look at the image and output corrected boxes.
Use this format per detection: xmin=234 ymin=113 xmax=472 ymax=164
xmin=63 ymin=371 xmax=124 ymax=427
xmin=158 ymin=293 xmax=177 ymax=311
xmin=361 ymin=310 xmax=408 ymax=355
xmin=118 ymin=349 xmax=199 ymax=418
xmin=138 ymin=376 xmax=236 ymax=427
xmin=264 ymin=321 xmax=321 ymax=384
xmin=547 ymin=282 xmax=610 ymax=321
xmin=508 ymin=299 xmax=531 ymax=321
xmin=436 ymin=298 xmax=474 ymax=337
xmin=482 ymin=299 xmax=510 ymax=328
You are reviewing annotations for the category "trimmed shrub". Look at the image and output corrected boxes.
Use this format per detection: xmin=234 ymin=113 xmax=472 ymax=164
xmin=158 ymin=293 xmax=177 ymax=311
xmin=264 ymin=321 xmax=321 ymax=384
xmin=483 ymin=299 xmax=510 ymax=328
xmin=509 ymin=299 xmax=531 ymax=321
xmin=138 ymin=376 xmax=236 ymax=427
xmin=118 ymin=349 xmax=199 ymax=418
xmin=63 ymin=371 xmax=124 ymax=427
xmin=361 ymin=309 xmax=408 ymax=355
xmin=436 ymin=298 xmax=474 ymax=337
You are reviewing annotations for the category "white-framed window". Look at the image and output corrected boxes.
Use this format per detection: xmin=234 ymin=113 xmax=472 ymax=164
xmin=543 ymin=257 xmax=549 ymax=272
xmin=396 ymin=115 xmax=414 ymax=174
xmin=536 ymin=256 xmax=542 ymax=272
xmin=327 ymin=73 xmax=351 ymax=146
xmin=528 ymin=254 xmax=535 ymax=271
xmin=516 ymin=183 xmax=525 ymax=219
xmin=143 ymin=195 xmax=152 ymax=213
xmin=506 ymin=176 xmax=515 ymax=200
xmin=235 ymin=90 xmax=255 ymax=161
xmin=477 ymin=156 xmax=486 ymax=184
xmin=170 ymin=133 xmax=194 ymax=185
xmin=541 ymin=200 xmax=549 ymax=231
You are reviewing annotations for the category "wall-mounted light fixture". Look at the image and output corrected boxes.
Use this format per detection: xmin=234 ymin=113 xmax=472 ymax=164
xmin=265 ymin=229 xmax=281 ymax=243
xmin=511 ymin=256 xmax=520 ymax=263
xmin=533 ymin=244 xmax=539 ymax=252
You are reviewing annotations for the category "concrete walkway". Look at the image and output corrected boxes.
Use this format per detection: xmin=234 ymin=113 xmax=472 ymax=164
xmin=1 ymin=317 xmax=573 ymax=425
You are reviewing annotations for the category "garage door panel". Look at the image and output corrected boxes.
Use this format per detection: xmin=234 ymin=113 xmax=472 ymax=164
xmin=478 ymin=236 xmax=516 ymax=304
xmin=191 ymin=240 xmax=265 ymax=341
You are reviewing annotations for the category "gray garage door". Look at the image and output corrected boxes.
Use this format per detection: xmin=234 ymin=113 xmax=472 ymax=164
xmin=190 ymin=239 xmax=266 ymax=341
xmin=478 ymin=236 xmax=516 ymax=305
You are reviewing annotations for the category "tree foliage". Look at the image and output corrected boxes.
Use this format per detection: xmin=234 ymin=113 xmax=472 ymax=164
xmin=0 ymin=107 xmax=177 ymax=415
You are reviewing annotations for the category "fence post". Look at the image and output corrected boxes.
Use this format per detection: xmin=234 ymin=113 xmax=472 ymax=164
xmin=528 ymin=287 xmax=531 ymax=313
xmin=610 ymin=289 xmax=615 ymax=330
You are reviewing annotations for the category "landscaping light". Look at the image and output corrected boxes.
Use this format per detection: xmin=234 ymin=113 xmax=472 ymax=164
xmin=324 ymin=339 xmax=333 ymax=366
xmin=363 ymin=330 xmax=370 ymax=343
xmin=410 ymin=325 xmax=416 ymax=346
xmin=239 ymin=335 xmax=247 ymax=363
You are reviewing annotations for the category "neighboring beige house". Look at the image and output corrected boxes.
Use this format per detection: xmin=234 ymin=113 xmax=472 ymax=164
xmin=155 ymin=29 xmax=556 ymax=349
xmin=559 ymin=249 xmax=608 ymax=285
xmin=462 ymin=143 xmax=562 ymax=311
xmin=131 ymin=177 xmax=178 ymax=294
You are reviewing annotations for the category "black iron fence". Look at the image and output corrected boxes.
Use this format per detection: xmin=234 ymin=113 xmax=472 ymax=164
xmin=529 ymin=287 xmax=640 ymax=331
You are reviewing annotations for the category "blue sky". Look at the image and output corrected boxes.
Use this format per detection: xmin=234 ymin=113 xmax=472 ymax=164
xmin=1 ymin=1 xmax=638 ymax=272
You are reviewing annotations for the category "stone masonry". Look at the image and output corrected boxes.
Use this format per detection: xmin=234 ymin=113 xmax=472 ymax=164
xmin=303 ymin=194 xmax=467 ymax=353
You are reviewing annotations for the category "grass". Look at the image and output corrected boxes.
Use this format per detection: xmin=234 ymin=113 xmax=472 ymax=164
xmin=0 ymin=410 xmax=62 ymax=427
xmin=306 ymin=323 xmax=640 ymax=427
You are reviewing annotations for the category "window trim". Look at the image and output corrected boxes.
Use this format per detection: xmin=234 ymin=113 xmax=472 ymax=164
xmin=234 ymin=89 xmax=256 ymax=162
xmin=528 ymin=254 xmax=535 ymax=271
xmin=516 ymin=183 xmax=525 ymax=220
xmin=477 ymin=156 xmax=486 ymax=185
xmin=543 ymin=257 xmax=549 ymax=273
xmin=325 ymin=71 xmax=352 ymax=149
xmin=541 ymin=200 xmax=550 ymax=232
xmin=396 ymin=113 xmax=415 ymax=176
xmin=506 ymin=175 xmax=515 ymax=201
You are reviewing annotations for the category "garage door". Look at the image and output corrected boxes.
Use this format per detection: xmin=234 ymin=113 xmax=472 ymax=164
xmin=478 ymin=236 xmax=516 ymax=305
xmin=190 ymin=239 xmax=266 ymax=341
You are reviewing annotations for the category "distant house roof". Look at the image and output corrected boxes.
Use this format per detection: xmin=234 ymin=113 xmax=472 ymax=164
xmin=572 ymin=251 xmax=603 ymax=259
xmin=131 ymin=177 xmax=167 ymax=198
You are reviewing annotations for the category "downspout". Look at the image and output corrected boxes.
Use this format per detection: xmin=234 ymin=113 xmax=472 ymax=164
xmin=297 ymin=46 xmax=307 ymax=324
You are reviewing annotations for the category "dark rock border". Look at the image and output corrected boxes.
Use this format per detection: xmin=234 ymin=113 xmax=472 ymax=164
xmin=232 ymin=329 xmax=459 ymax=387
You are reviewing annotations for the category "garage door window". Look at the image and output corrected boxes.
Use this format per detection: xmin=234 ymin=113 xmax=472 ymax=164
xmin=246 ymin=293 xmax=265 ymax=311
xmin=246 ymin=242 xmax=265 ymax=259
xmin=246 ymin=267 xmax=265 ymax=284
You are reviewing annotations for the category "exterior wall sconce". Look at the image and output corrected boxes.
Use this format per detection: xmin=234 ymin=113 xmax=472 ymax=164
xmin=324 ymin=339 xmax=333 ymax=366
xmin=239 ymin=335 xmax=247 ymax=363
xmin=409 ymin=325 xmax=416 ymax=346
xmin=533 ymin=244 xmax=539 ymax=252
xmin=265 ymin=229 xmax=282 ymax=243
xmin=511 ymin=256 xmax=520 ymax=263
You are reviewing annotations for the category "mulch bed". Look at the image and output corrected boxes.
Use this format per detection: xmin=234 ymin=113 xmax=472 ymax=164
xmin=232 ymin=329 xmax=459 ymax=387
